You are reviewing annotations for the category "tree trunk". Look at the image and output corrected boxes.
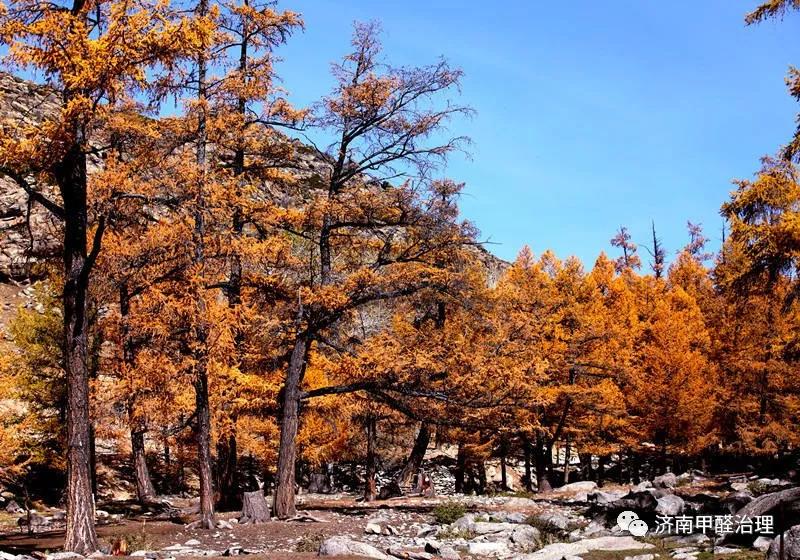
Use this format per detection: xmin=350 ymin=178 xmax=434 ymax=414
xmin=89 ymin=425 xmax=97 ymax=498
xmin=534 ymin=437 xmax=552 ymax=493
xmin=454 ymin=443 xmax=466 ymax=494
xmin=57 ymin=127 xmax=98 ymax=555
xmin=273 ymin=336 xmax=310 ymax=518
xmin=132 ymin=429 xmax=156 ymax=503
xmin=500 ymin=455 xmax=508 ymax=490
xmin=364 ymin=416 xmax=377 ymax=502
xmin=598 ymin=455 xmax=607 ymax=487
xmin=191 ymin=0 xmax=215 ymax=529
xmin=523 ymin=441 xmax=532 ymax=492
xmin=477 ymin=461 xmax=487 ymax=495
xmin=397 ymin=422 xmax=431 ymax=486
xmin=195 ymin=370 xmax=215 ymax=528
xmin=563 ymin=437 xmax=571 ymax=484
xmin=239 ymin=490 xmax=270 ymax=524
xmin=216 ymin=431 xmax=239 ymax=511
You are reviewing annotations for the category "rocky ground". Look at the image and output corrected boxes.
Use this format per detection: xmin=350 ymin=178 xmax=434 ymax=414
xmin=0 ymin=471 xmax=794 ymax=560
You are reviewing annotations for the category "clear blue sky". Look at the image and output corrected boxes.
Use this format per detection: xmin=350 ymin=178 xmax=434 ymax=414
xmin=275 ymin=0 xmax=800 ymax=266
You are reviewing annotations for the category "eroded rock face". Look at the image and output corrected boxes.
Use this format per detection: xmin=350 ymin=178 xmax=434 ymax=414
xmin=0 ymin=73 xmax=509 ymax=285
xmin=766 ymin=525 xmax=800 ymax=560
xmin=0 ymin=74 xmax=63 ymax=280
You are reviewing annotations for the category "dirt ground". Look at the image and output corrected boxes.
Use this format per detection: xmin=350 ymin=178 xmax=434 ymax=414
xmin=0 ymin=497 xmax=445 ymax=558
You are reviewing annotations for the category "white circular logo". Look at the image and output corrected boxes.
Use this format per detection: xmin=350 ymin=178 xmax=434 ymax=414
xmin=616 ymin=510 xmax=648 ymax=536
xmin=616 ymin=510 xmax=639 ymax=530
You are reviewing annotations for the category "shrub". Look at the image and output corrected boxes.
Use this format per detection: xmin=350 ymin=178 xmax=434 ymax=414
xmin=295 ymin=531 xmax=326 ymax=553
xmin=432 ymin=501 xmax=467 ymax=525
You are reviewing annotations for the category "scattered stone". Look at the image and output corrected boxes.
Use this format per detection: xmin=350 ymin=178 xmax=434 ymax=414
xmin=515 ymin=536 xmax=654 ymax=560
xmin=5 ymin=500 xmax=23 ymax=513
xmin=655 ymin=494 xmax=685 ymax=516
xmin=624 ymin=555 xmax=654 ymax=560
xmin=753 ymin=535 xmax=773 ymax=551
xmin=318 ymin=536 xmax=394 ymax=560
xmin=587 ymin=490 xmax=626 ymax=505
xmin=767 ymin=525 xmax=800 ymax=560
xmin=216 ymin=520 xmax=234 ymax=530
xmin=531 ymin=511 xmax=570 ymax=531
xmin=653 ymin=473 xmax=678 ymax=489
xmin=472 ymin=521 xmax=519 ymax=535
xmin=509 ymin=524 xmax=541 ymax=548
xmin=503 ymin=512 xmax=527 ymax=524
xmin=45 ymin=553 xmax=84 ymax=560
xmin=184 ymin=539 xmax=202 ymax=546
xmin=386 ymin=548 xmax=431 ymax=560
xmin=438 ymin=547 xmax=459 ymax=560
xmin=416 ymin=525 xmax=437 ymax=538
xmin=222 ymin=546 xmax=241 ymax=556
xmin=466 ymin=541 xmax=509 ymax=557
xmin=365 ymin=521 xmax=383 ymax=535
xmin=713 ymin=547 xmax=741 ymax=555
xmin=556 ymin=481 xmax=597 ymax=493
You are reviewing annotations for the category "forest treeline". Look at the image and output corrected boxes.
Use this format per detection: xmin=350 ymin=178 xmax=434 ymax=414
xmin=0 ymin=0 xmax=798 ymax=555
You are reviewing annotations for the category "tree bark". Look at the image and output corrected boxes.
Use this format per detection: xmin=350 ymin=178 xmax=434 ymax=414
xmin=216 ymin=430 xmax=239 ymax=511
xmin=191 ymin=0 xmax=215 ymax=529
xmin=57 ymin=120 xmax=98 ymax=555
xmin=364 ymin=416 xmax=377 ymax=502
xmin=598 ymin=455 xmax=607 ymax=487
xmin=454 ymin=442 xmax=466 ymax=494
xmin=534 ymin=436 xmax=552 ymax=493
xmin=195 ymin=370 xmax=215 ymax=529
xmin=500 ymin=455 xmax=508 ymax=490
xmin=397 ymin=422 xmax=431 ymax=486
xmin=563 ymin=437 xmax=572 ymax=484
xmin=273 ymin=336 xmax=310 ymax=518
xmin=239 ymin=490 xmax=270 ymax=524
xmin=523 ymin=440 xmax=532 ymax=492
xmin=132 ymin=429 xmax=156 ymax=503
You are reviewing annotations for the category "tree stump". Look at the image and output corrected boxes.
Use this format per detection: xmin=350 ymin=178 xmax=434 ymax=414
xmin=238 ymin=490 xmax=270 ymax=524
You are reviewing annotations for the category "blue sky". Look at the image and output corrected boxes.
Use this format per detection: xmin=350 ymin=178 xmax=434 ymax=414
xmin=275 ymin=0 xmax=800 ymax=266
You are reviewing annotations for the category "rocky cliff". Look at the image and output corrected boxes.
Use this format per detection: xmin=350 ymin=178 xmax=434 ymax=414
xmin=0 ymin=72 xmax=508 ymax=285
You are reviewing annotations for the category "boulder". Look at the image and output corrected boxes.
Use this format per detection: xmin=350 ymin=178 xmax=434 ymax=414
xmin=531 ymin=511 xmax=571 ymax=531
xmin=45 ymin=554 xmax=84 ymax=560
xmin=466 ymin=542 xmax=509 ymax=557
xmin=509 ymin=524 xmax=542 ymax=548
xmin=424 ymin=543 xmax=459 ymax=560
xmin=587 ymin=489 xmax=626 ymax=505
xmin=653 ymin=473 xmax=677 ymax=489
xmin=365 ymin=521 xmax=383 ymax=535
xmin=753 ymin=536 xmax=773 ymax=551
xmin=451 ymin=513 xmax=477 ymax=531
xmin=514 ymin=536 xmax=654 ymax=560
xmin=556 ymin=481 xmax=597 ymax=493
xmin=767 ymin=525 xmax=800 ymax=560
xmin=5 ymin=500 xmax=23 ymax=513
xmin=318 ymin=536 xmax=394 ymax=560
xmin=472 ymin=521 xmax=519 ymax=535
xmin=503 ymin=512 xmax=528 ymax=524
xmin=725 ymin=486 xmax=800 ymax=544
xmin=655 ymin=494 xmax=685 ymax=516
xmin=720 ymin=492 xmax=753 ymax=514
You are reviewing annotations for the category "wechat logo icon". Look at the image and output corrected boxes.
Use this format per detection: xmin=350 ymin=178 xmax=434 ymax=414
xmin=617 ymin=510 xmax=649 ymax=537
